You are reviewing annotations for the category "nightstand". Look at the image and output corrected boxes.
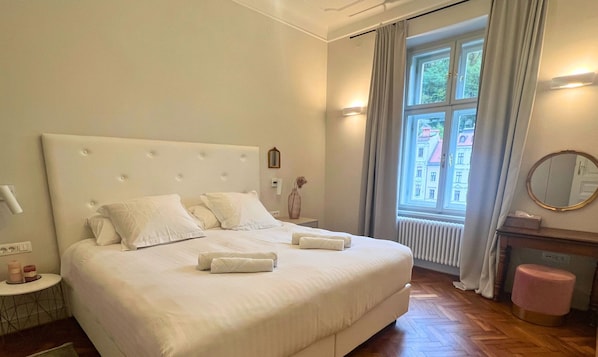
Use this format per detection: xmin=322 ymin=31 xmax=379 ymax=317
xmin=0 ymin=273 xmax=66 ymax=335
xmin=279 ymin=217 xmax=319 ymax=228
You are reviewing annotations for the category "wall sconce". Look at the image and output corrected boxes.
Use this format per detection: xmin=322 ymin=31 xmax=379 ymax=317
xmin=550 ymin=72 xmax=595 ymax=89
xmin=0 ymin=185 xmax=23 ymax=214
xmin=342 ymin=106 xmax=366 ymax=116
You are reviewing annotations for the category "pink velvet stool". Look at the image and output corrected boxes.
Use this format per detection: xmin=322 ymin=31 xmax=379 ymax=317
xmin=511 ymin=264 xmax=576 ymax=326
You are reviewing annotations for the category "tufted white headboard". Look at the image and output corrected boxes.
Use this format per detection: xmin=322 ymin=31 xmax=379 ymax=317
xmin=42 ymin=133 xmax=260 ymax=256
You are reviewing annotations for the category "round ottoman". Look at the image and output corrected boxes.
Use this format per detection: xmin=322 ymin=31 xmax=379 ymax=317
xmin=511 ymin=264 xmax=576 ymax=326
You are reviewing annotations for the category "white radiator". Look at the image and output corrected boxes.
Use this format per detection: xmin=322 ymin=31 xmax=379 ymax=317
xmin=397 ymin=217 xmax=463 ymax=268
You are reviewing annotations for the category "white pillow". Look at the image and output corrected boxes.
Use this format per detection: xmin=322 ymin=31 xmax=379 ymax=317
xmin=98 ymin=194 xmax=205 ymax=250
xmin=87 ymin=215 xmax=121 ymax=246
xmin=201 ymin=191 xmax=281 ymax=230
xmin=187 ymin=203 xmax=221 ymax=230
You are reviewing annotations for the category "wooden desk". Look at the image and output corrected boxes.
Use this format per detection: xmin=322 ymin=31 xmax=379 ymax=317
xmin=494 ymin=226 xmax=598 ymax=314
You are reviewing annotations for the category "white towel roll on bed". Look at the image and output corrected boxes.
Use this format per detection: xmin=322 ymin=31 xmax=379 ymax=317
xmin=210 ymin=257 xmax=274 ymax=273
xmin=291 ymin=232 xmax=352 ymax=248
xmin=198 ymin=251 xmax=278 ymax=271
xmin=298 ymin=237 xmax=345 ymax=251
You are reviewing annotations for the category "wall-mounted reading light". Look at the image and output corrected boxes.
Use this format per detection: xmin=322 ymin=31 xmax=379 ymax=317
xmin=550 ymin=72 xmax=595 ymax=89
xmin=342 ymin=106 xmax=366 ymax=116
xmin=0 ymin=185 xmax=23 ymax=214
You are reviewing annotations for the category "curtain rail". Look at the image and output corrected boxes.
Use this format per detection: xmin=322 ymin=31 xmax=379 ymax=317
xmin=349 ymin=0 xmax=470 ymax=39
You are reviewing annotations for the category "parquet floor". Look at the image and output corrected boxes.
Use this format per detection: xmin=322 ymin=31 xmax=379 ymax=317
xmin=348 ymin=267 xmax=596 ymax=357
xmin=1 ymin=267 xmax=595 ymax=357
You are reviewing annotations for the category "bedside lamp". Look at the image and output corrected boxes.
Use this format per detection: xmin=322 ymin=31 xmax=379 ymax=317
xmin=0 ymin=185 xmax=23 ymax=214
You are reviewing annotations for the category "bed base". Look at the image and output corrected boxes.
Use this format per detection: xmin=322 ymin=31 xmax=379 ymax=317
xmin=65 ymin=282 xmax=411 ymax=357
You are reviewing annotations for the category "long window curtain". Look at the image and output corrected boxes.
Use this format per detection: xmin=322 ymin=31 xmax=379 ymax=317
xmin=455 ymin=0 xmax=548 ymax=297
xmin=358 ymin=22 xmax=406 ymax=240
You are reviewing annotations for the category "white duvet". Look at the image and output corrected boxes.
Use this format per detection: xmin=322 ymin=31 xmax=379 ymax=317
xmin=61 ymin=223 xmax=413 ymax=357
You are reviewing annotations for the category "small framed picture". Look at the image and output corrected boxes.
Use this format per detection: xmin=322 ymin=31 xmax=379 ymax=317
xmin=268 ymin=147 xmax=280 ymax=168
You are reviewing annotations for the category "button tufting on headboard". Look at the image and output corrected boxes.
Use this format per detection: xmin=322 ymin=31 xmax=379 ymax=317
xmin=41 ymin=133 xmax=260 ymax=256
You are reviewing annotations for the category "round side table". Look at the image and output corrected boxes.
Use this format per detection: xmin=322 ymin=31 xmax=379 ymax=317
xmin=0 ymin=273 xmax=66 ymax=335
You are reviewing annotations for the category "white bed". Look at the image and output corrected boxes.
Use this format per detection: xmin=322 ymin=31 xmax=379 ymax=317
xmin=42 ymin=133 xmax=413 ymax=357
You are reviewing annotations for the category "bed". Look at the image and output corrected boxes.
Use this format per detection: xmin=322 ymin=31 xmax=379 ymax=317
xmin=41 ymin=133 xmax=413 ymax=357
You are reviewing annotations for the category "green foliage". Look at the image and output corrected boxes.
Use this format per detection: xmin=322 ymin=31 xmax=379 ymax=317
xmin=463 ymin=50 xmax=482 ymax=98
xmin=420 ymin=57 xmax=449 ymax=104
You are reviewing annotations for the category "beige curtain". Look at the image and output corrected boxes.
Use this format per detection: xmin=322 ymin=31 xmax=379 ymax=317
xmin=455 ymin=0 xmax=548 ymax=297
xmin=359 ymin=22 xmax=406 ymax=240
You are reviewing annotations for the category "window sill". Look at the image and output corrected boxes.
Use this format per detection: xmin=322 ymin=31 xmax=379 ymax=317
xmin=397 ymin=210 xmax=465 ymax=224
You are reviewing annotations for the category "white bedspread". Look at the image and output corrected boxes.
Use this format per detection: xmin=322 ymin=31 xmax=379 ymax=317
xmin=61 ymin=223 xmax=413 ymax=357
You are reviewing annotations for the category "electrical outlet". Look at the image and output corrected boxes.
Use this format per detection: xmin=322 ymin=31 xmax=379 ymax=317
xmin=541 ymin=251 xmax=570 ymax=265
xmin=0 ymin=241 xmax=32 ymax=256
xmin=269 ymin=210 xmax=280 ymax=217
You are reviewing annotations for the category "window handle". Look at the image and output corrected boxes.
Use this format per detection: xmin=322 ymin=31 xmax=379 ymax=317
xmin=441 ymin=153 xmax=446 ymax=168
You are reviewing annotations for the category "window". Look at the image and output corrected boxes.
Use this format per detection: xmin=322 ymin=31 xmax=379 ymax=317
xmin=399 ymin=33 xmax=483 ymax=217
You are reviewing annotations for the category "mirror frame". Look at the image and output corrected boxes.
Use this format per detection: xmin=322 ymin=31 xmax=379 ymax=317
xmin=526 ymin=150 xmax=598 ymax=212
xmin=267 ymin=147 xmax=280 ymax=168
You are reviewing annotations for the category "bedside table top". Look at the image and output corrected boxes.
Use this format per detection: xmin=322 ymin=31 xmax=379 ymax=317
xmin=0 ymin=273 xmax=62 ymax=296
xmin=279 ymin=217 xmax=318 ymax=225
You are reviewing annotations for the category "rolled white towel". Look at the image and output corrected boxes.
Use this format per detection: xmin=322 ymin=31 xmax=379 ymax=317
xmin=198 ymin=251 xmax=278 ymax=271
xmin=299 ymin=237 xmax=345 ymax=251
xmin=291 ymin=232 xmax=352 ymax=248
xmin=210 ymin=258 xmax=274 ymax=273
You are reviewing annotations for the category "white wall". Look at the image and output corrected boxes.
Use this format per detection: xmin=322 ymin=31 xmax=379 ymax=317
xmin=0 ymin=0 xmax=327 ymax=280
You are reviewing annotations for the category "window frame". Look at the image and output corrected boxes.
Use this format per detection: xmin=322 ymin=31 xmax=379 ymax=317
xmin=398 ymin=31 xmax=484 ymax=221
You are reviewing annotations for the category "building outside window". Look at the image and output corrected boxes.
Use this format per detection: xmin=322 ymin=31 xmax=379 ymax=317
xmin=399 ymin=32 xmax=483 ymax=218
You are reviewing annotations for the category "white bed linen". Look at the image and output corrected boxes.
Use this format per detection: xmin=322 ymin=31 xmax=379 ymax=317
xmin=61 ymin=223 xmax=413 ymax=357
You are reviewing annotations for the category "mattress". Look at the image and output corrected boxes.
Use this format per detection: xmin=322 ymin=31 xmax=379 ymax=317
xmin=61 ymin=223 xmax=413 ymax=357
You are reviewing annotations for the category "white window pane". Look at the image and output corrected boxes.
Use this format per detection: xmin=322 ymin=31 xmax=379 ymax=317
xmin=400 ymin=112 xmax=446 ymax=209
xmin=408 ymin=47 xmax=451 ymax=105
xmin=443 ymin=108 xmax=476 ymax=211
xmin=455 ymin=39 xmax=483 ymax=100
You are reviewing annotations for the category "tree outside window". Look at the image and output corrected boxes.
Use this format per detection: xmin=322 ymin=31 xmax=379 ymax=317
xmin=399 ymin=33 xmax=483 ymax=217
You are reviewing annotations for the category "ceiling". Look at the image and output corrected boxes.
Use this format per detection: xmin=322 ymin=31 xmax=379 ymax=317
xmin=232 ymin=0 xmax=463 ymax=42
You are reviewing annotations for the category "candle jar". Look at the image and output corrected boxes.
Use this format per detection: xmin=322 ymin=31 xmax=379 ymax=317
xmin=7 ymin=260 xmax=23 ymax=284
xmin=23 ymin=265 xmax=38 ymax=282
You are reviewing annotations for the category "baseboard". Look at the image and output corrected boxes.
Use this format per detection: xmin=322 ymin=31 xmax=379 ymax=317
xmin=414 ymin=259 xmax=459 ymax=276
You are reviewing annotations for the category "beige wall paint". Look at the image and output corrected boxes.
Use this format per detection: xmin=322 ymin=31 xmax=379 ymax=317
xmin=324 ymin=0 xmax=490 ymax=234
xmin=508 ymin=0 xmax=598 ymax=309
xmin=325 ymin=33 xmax=375 ymax=234
xmin=0 ymin=0 xmax=327 ymax=279
xmin=326 ymin=0 xmax=598 ymax=233
xmin=325 ymin=0 xmax=598 ymax=308
xmin=511 ymin=0 xmax=598 ymax=231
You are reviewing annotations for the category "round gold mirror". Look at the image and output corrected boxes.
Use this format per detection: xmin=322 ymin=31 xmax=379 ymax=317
xmin=526 ymin=150 xmax=598 ymax=212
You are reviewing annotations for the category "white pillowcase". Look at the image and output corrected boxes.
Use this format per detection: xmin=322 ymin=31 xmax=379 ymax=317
xmin=87 ymin=215 xmax=121 ymax=246
xmin=201 ymin=191 xmax=281 ymax=230
xmin=187 ymin=203 xmax=221 ymax=230
xmin=98 ymin=194 xmax=205 ymax=250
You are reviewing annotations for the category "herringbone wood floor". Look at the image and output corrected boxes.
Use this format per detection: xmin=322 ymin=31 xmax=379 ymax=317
xmin=348 ymin=267 xmax=596 ymax=357
xmin=1 ymin=267 xmax=595 ymax=356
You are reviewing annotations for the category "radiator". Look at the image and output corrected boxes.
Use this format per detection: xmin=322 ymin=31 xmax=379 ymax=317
xmin=397 ymin=217 xmax=463 ymax=268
